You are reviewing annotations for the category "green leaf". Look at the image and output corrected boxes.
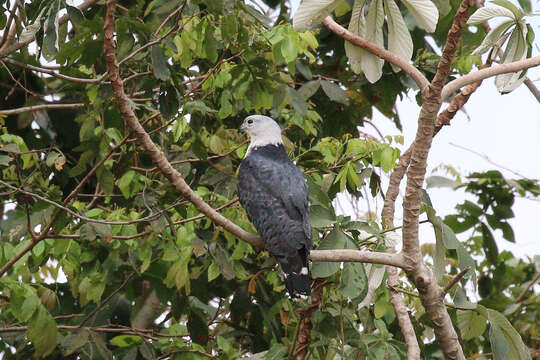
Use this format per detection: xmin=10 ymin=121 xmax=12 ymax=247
xmin=361 ymin=0 xmax=384 ymax=83
xmin=280 ymin=36 xmax=299 ymax=64
xmin=66 ymin=5 xmax=84 ymax=28
xmin=151 ymin=45 xmax=171 ymax=81
xmin=311 ymin=229 xmax=347 ymax=278
xmin=287 ymin=87 xmax=308 ymax=115
xmin=341 ymin=262 xmax=368 ymax=299
xmin=384 ymin=0 xmax=413 ymax=72
xmin=495 ymin=23 xmax=527 ymax=93
xmin=210 ymin=243 xmax=235 ymax=280
xmin=28 ymin=306 xmax=58 ymax=358
xmin=221 ymin=15 xmax=238 ymax=42
xmin=0 ymin=154 xmax=11 ymax=166
xmin=20 ymin=296 xmax=40 ymax=322
xmin=265 ymin=343 xmax=288 ymax=360
xmin=96 ymin=167 xmax=114 ymax=195
xmin=310 ymin=204 xmax=336 ymax=228
xmin=453 ymin=286 xmax=477 ymax=310
xmin=481 ymin=223 xmax=499 ymax=264
xmin=490 ymin=322 xmax=510 ymax=360
xmin=298 ymin=80 xmax=320 ymax=100
xmin=472 ymin=20 xmax=514 ymax=55
xmin=400 ymin=0 xmax=439 ymax=32
xmin=491 ymin=0 xmax=525 ymax=19
xmin=426 ymin=175 xmax=459 ymax=189
xmin=467 ymin=6 xmax=516 ymax=25
xmin=321 ymin=80 xmax=349 ymax=105
xmin=42 ymin=3 xmax=60 ymax=61
xmin=457 ymin=310 xmax=487 ymax=340
xmin=487 ymin=308 xmax=532 ymax=360
xmin=117 ymin=170 xmax=136 ymax=199
xmin=345 ymin=0 xmax=368 ymax=76
xmin=204 ymin=23 xmax=218 ymax=62
xmin=109 ymin=335 xmax=143 ymax=347
xmin=61 ymin=330 xmax=89 ymax=356
xmin=293 ymin=0 xmax=341 ymax=32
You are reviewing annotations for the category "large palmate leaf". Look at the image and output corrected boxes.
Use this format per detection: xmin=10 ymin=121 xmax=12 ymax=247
xmin=467 ymin=5 xmax=516 ymax=25
xmin=495 ymin=23 xmax=528 ymax=93
xmin=345 ymin=0 xmax=369 ymax=74
xmin=471 ymin=19 xmax=515 ymax=55
xmin=384 ymin=0 xmax=413 ymax=72
xmin=361 ymin=0 xmax=385 ymax=83
xmin=293 ymin=0 xmax=340 ymax=32
xmin=400 ymin=0 xmax=439 ymax=32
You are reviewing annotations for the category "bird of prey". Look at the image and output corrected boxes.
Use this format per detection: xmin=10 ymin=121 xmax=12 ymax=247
xmin=237 ymin=115 xmax=312 ymax=300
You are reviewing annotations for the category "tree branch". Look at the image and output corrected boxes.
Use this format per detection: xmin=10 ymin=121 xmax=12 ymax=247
xmin=0 ymin=0 xmax=100 ymax=59
xmin=388 ymin=265 xmax=421 ymax=359
xmin=441 ymin=55 xmax=540 ymax=100
xmin=321 ymin=16 xmax=429 ymax=91
xmin=1 ymin=103 xmax=85 ymax=115
xmin=103 ymin=0 xmax=264 ymax=250
xmin=523 ymin=77 xmax=540 ymax=103
xmin=309 ymin=249 xmax=405 ymax=268
xmin=431 ymin=0 xmax=473 ymax=92
xmin=0 ymin=179 xmax=185 ymax=225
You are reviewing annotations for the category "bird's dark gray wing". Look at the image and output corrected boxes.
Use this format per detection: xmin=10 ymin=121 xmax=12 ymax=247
xmin=238 ymin=155 xmax=312 ymax=247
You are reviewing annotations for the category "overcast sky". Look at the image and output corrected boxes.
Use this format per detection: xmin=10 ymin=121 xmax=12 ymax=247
xmin=282 ymin=0 xmax=540 ymax=258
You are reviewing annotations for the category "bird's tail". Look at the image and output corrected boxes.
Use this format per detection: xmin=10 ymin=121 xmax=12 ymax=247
xmin=281 ymin=246 xmax=311 ymax=300
xmin=284 ymin=269 xmax=311 ymax=300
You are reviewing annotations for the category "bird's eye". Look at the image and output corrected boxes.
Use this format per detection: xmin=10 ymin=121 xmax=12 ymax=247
xmin=247 ymin=119 xmax=253 ymax=124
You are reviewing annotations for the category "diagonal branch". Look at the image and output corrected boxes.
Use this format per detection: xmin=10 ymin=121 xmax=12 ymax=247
xmin=103 ymin=0 xmax=263 ymax=249
xmin=322 ymin=16 xmax=429 ymax=91
xmin=431 ymin=0 xmax=474 ymax=93
xmin=441 ymin=55 xmax=540 ymax=100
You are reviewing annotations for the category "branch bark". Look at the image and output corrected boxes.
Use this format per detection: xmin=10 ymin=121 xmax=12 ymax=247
xmin=399 ymin=2 xmax=474 ymax=359
xmin=441 ymin=55 xmax=540 ymax=100
xmin=322 ymin=17 xmax=429 ymax=91
xmin=0 ymin=103 xmax=85 ymax=115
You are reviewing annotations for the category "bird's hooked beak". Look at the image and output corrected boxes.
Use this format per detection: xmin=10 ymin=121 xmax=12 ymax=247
xmin=239 ymin=123 xmax=247 ymax=133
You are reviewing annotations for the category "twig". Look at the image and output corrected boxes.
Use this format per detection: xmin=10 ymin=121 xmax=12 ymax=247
xmin=1 ymin=103 xmax=85 ymax=115
xmin=442 ymin=266 xmax=471 ymax=295
xmin=0 ymin=135 xmax=131 ymax=277
xmin=515 ymin=271 xmax=540 ymax=303
xmin=131 ymin=140 xmax=248 ymax=173
xmin=78 ymin=272 xmax=136 ymax=327
xmin=523 ymin=77 xmax=540 ymax=103
xmin=154 ymin=2 xmax=187 ymax=36
xmin=322 ymin=17 xmax=429 ymax=91
xmin=449 ymin=142 xmax=529 ymax=179
xmin=0 ymin=180 xmax=186 ymax=225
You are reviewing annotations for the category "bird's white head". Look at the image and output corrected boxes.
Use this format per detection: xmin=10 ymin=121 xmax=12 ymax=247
xmin=240 ymin=115 xmax=283 ymax=156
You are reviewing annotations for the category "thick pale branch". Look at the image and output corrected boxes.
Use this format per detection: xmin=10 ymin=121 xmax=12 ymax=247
xmin=0 ymin=0 xmax=99 ymax=59
xmin=388 ymin=265 xmax=420 ymax=359
xmin=442 ymin=55 xmax=540 ymax=100
xmin=309 ymin=249 xmax=405 ymax=268
xmin=322 ymin=17 xmax=429 ymax=91
xmin=398 ymin=2 xmax=473 ymax=359
xmin=431 ymin=0 xmax=473 ymax=92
